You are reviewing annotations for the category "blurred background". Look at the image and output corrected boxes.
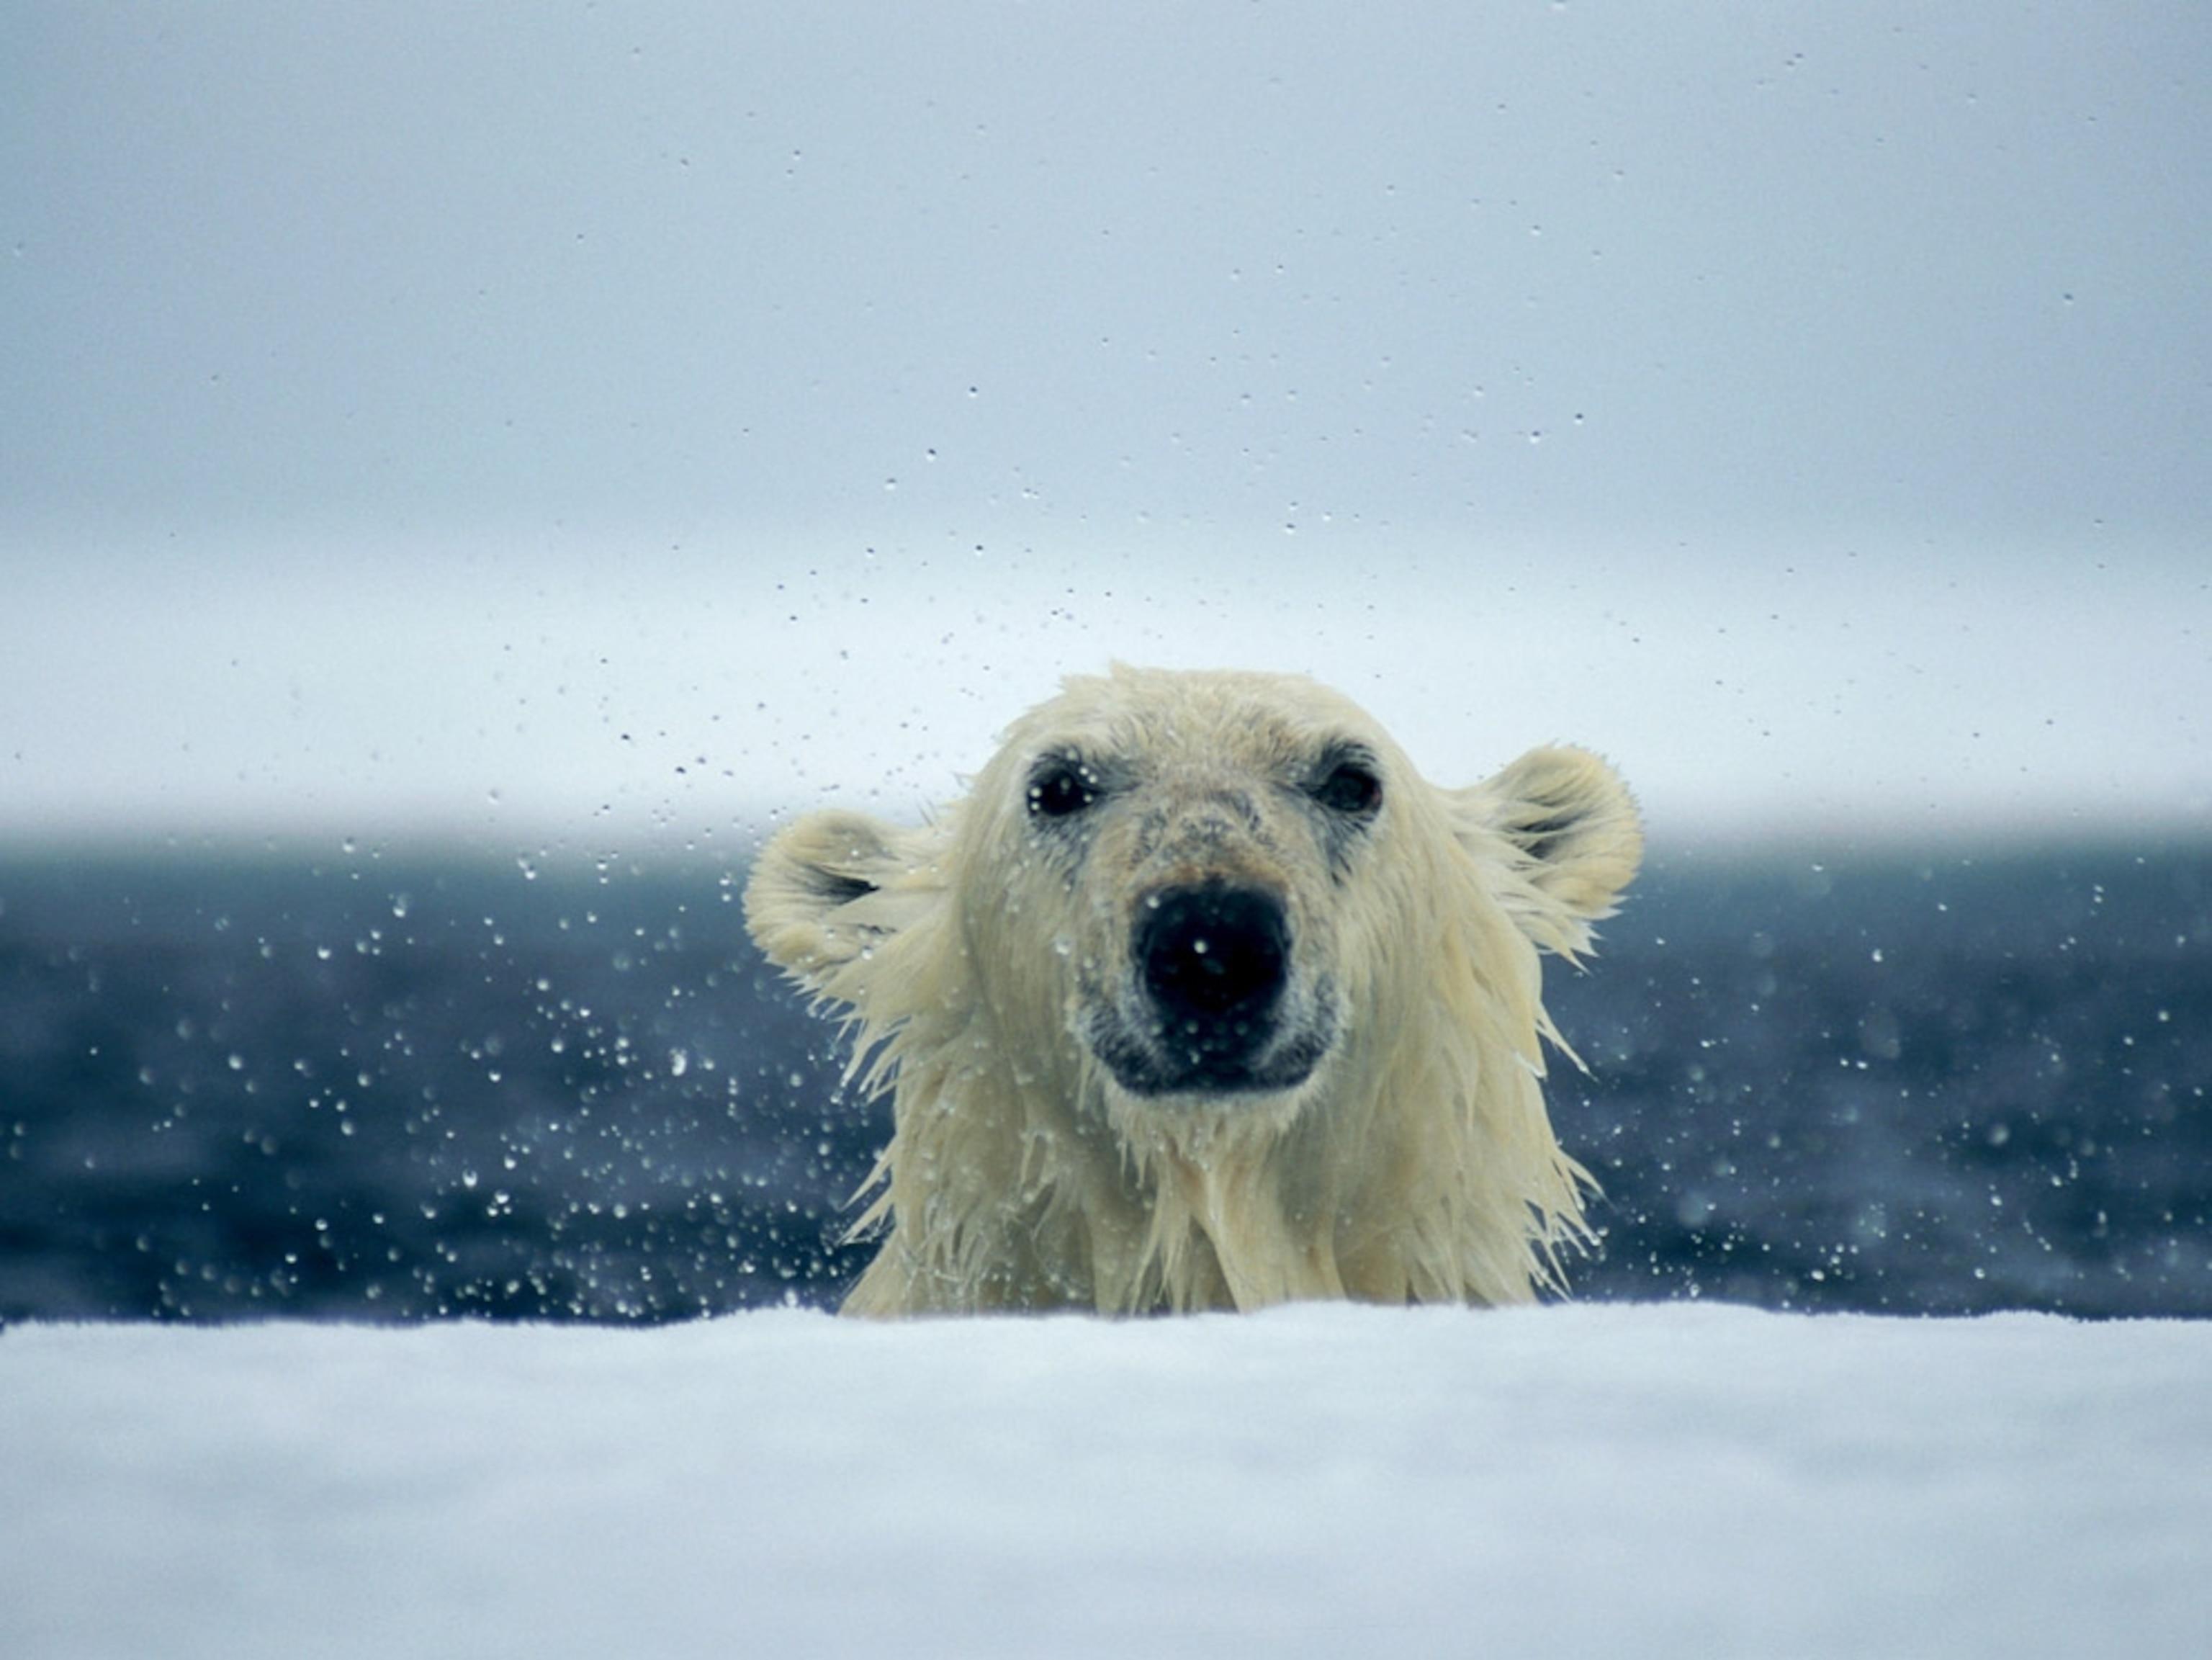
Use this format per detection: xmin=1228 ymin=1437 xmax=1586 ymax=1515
xmin=4 ymin=3 xmax=2206 ymax=1320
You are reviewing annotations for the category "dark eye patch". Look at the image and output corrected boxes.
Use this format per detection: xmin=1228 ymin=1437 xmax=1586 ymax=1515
xmin=1027 ymin=755 xmax=1101 ymax=820
xmin=1309 ymin=749 xmax=1383 ymax=818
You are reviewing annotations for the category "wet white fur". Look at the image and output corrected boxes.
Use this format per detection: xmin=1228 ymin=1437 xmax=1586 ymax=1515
xmin=745 ymin=666 xmax=1641 ymax=1316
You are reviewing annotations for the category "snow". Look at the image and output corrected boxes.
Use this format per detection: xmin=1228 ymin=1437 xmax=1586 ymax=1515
xmin=4 ymin=1304 xmax=2206 ymax=1658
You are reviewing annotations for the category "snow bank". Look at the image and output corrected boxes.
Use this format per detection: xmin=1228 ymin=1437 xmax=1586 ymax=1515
xmin=4 ymin=1303 xmax=2206 ymax=1659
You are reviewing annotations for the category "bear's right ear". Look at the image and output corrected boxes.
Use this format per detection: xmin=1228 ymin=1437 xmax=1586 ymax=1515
xmin=743 ymin=809 xmax=950 ymax=996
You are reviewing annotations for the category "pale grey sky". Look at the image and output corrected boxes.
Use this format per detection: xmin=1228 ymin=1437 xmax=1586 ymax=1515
xmin=4 ymin=4 xmax=2206 ymax=848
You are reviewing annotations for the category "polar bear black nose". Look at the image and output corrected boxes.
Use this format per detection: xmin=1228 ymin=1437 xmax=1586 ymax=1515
xmin=1136 ymin=884 xmax=1289 ymax=1077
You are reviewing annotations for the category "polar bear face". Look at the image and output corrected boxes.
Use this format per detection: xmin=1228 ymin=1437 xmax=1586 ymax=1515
xmin=964 ymin=672 xmax=1406 ymax=1116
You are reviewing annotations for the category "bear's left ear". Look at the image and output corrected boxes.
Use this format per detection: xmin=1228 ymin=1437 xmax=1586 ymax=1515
xmin=743 ymin=809 xmax=951 ymax=998
xmin=1446 ymin=745 xmax=1642 ymax=959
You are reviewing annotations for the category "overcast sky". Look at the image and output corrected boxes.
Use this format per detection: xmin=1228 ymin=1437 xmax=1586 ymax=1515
xmin=4 ymin=4 xmax=2206 ymax=852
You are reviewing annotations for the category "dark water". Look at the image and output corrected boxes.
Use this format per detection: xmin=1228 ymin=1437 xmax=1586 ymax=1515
xmin=2 ymin=843 xmax=2206 ymax=1323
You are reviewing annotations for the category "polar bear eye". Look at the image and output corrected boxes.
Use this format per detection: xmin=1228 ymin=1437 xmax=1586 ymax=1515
xmin=1028 ymin=759 xmax=1100 ymax=820
xmin=1310 ymin=756 xmax=1383 ymax=818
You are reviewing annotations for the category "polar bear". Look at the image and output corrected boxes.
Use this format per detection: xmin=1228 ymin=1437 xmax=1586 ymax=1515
xmin=745 ymin=665 xmax=1640 ymax=1316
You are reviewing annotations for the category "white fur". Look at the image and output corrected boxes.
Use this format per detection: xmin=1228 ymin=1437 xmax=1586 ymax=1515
xmin=745 ymin=666 xmax=1641 ymax=1316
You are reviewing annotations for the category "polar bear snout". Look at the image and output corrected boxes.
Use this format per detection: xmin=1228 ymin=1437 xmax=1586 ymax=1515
xmin=1084 ymin=880 xmax=1336 ymax=1100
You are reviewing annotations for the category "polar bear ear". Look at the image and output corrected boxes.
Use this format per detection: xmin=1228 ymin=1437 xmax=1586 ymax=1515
xmin=1447 ymin=745 xmax=1642 ymax=958
xmin=743 ymin=809 xmax=951 ymax=995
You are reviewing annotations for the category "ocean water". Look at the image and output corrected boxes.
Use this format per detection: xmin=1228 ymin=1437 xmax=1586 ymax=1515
xmin=1 ymin=843 xmax=2206 ymax=1323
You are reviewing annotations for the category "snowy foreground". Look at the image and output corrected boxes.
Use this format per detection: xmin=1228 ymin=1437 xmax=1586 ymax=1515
xmin=4 ymin=1303 xmax=2207 ymax=1659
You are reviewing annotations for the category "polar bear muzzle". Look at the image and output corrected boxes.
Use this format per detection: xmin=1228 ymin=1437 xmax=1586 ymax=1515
xmin=1084 ymin=880 xmax=1336 ymax=1098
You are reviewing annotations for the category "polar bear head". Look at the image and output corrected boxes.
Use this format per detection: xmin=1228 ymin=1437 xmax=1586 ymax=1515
xmin=746 ymin=665 xmax=1640 ymax=1315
